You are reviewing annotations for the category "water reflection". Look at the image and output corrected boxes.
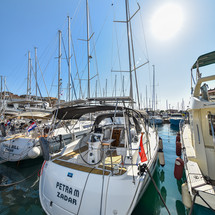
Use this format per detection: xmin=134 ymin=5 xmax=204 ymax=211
xmin=176 ymin=200 xmax=186 ymax=215
xmin=159 ymin=169 xmax=165 ymax=183
xmin=160 ymin=186 xmax=167 ymax=208
xmin=133 ymin=124 xmax=187 ymax=215
xmin=170 ymin=124 xmax=180 ymax=132
xmin=132 ymin=165 xmax=161 ymax=215
xmin=177 ymin=179 xmax=183 ymax=194
xmin=0 ymin=158 xmax=45 ymax=215
xmin=0 ymin=165 xmax=24 ymax=190
xmin=0 ymin=124 xmax=190 ymax=215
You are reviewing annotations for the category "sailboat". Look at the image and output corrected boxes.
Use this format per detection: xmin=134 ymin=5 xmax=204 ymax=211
xmin=0 ymin=110 xmax=92 ymax=162
xmin=180 ymin=51 xmax=215 ymax=211
xmin=39 ymin=1 xmax=159 ymax=214
xmin=149 ymin=65 xmax=163 ymax=125
xmin=39 ymin=101 xmax=159 ymax=215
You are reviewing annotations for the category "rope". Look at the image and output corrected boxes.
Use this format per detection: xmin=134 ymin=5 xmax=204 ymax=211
xmin=188 ymin=192 xmax=197 ymax=215
xmin=143 ymin=164 xmax=171 ymax=215
xmin=189 ymin=190 xmax=215 ymax=214
xmin=38 ymin=160 xmax=47 ymax=177
xmin=0 ymin=168 xmax=39 ymax=189
xmin=197 ymin=192 xmax=215 ymax=212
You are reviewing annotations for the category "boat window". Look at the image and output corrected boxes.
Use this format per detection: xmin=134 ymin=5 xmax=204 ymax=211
xmin=82 ymin=124 xmax=92 ymax=129
xmin=7 ymin=104 xmax=14 ymax=108
xmin=200 ymin=83 xmax=209 ymax=101
xmin=99 ymin=118 xmax=112 ymax=126
xmin=99 ymin=117 xmax=125 ymax=126
xmin=114 ymin=117 xmax=125 ymax=125
xmin=208 ymin=114 xmax=215 ymax=136
xmin=172 ymin=114 xmax=182 ymax=117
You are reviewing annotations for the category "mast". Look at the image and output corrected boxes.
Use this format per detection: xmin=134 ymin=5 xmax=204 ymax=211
xmin=146 ymin=85 xmax=148 ymax=110
xmin=35 ymin=47 xmax=38 ymax=100
xmin=115 ymin=75 xmax=117 ymax=97
xmin=127 ymin=2 xmax=140 ymax=109
xmin=156 ymin=94 xmax=157 ymax=110
xmin=152 ymin=65 xmax=155 ymax=112
xmin=95 ymin=80 xmax=97 ymax=98
xmin=125 ymin=0 xmax=133 ymax=107
xmin=86 ymin=0 xmax=90 ymax=98
xmin=122 ymin=75 xmax=125 ymax=96
xmin=68 ymin=16 xmax=71 ymax=102
xmin=30 ymin=58 xmax=32 ymax=99
xmin=105 ymin=78 xmax=107 ymax=97
xmin=1 ymin=76 xmax=2 ymax=100
xmin=3 ymin=77 xmax=6 ymax=102
xmin=58 ymin=30 xmax=62 ymax=104
xmin=27 ymin=51 xmax=31 ymax=100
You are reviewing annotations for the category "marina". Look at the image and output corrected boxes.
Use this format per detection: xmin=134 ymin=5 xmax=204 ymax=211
xmin=0 ymin=0 xmax=215 ymax=214
xmin=1 ymin=124 xmax=215 ymax=215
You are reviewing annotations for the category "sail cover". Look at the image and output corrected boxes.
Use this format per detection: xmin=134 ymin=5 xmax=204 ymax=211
xmin=54 ymin=105 xmax=144 ymax=120
xmin=54 ymin=105 xmax=125 ymax=120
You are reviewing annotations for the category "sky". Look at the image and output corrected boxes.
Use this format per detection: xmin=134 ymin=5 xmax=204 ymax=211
xmin=0 ymin=0 xmax=215 ymax=110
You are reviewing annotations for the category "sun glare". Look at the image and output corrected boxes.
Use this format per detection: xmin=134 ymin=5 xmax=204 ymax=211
xmin=151 ymin=3 xmax=183 ymax=41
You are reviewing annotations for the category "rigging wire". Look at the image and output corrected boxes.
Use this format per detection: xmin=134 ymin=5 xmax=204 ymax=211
xmin=136 ymin=0 xmax=152 ymax=106
xmin=70 ymin=30 xmax=84 ymax=98
xmin=36 ymin=59 xmax=52 ymax=104
xmin=36 ymin=34 xmax=58 ymax=99
xmin=112 ymin=1 xmax=123 ymax=96
xmin=89 ymin=13 xmax=101 ymax=97
xmin=70 ymin=0 xmax=83 ymax=26
xmin=61 ymin=34 xmax=77 ymax=100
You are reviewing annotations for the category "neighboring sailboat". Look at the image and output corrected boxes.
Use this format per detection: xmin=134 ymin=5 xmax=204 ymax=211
xmin=0 ymin=111 xmax=92 ymax=162
xmin=180 ymin=51 xmax=215 ymax=211
xmin=149 ymin=66 xmax=163 ymax=125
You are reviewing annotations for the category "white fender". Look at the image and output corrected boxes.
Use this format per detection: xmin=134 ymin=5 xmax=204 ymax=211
xmin=159 ymin=138 xmax=163 ymax=150
xmin=182 ymin=182 xmax=192 ymax=208
xmin=158 ymin=149 xmax=165 ymax=167
xmin=28 ymin=147 xmax=41 ymax=159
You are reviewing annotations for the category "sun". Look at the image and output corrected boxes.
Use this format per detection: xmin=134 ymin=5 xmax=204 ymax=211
xmin=151 ymin=3 xmax=184 ymax=41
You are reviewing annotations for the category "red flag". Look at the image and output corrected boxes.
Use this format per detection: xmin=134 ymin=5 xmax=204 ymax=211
xmin=139 ymin=133 xmax=147 ymax=162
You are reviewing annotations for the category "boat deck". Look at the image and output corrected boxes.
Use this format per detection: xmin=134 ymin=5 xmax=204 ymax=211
xmin=182 ymin=124 xmax=196 ymax=161
xmin=186 ymin=160 xmax=215 ymax=195
xmin=52 ymin=145 xmax=127 ymax=176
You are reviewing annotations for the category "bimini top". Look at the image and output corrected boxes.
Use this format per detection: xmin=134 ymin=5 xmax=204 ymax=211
xmin=192 ymin=51 xmax=215 ymax=69
xmin=54 ymin=105 xmax=142 ymax=120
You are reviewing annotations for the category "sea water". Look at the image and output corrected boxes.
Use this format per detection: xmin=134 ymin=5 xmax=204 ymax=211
xmin=0 ymin=124 xmax=214 ymax=215
xmin=132 ymin=124 xmax=215 ymax=215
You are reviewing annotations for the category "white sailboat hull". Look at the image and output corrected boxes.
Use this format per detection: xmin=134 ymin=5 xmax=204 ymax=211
xmin=39 ymin=152 xmax=158 ymax=215
xmin=39 ymin=126 xmax=159 ymax=215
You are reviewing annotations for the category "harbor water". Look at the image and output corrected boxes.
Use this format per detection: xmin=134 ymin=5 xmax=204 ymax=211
xmin=0 ymin=124 xmax=214 ymax=215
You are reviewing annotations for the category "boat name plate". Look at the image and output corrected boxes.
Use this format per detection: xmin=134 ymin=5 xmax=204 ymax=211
xmin=56 ymin=181 xmax=80 ymax=206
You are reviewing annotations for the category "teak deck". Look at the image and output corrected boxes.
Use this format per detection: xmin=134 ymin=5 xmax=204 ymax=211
xmin=52 ymin=144 xmax=127 ymax=176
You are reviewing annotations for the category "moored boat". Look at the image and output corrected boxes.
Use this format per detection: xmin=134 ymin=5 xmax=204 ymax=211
xmin=169 ymin=113 xmax=183 ymax=126
xmin=39 ymin=102 xmax=159 ymax=214
xmin=149 ymin=115 xmax=163 ymax=125
xmin=0 ymin=111 xmax=92 ymax=162
xmin=180 ymin=51 xmax=215 ymax=212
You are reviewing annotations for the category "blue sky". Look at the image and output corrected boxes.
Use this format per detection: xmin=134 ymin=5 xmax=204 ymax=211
xmin=0 ymin=0 xmax=215 ymax=110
